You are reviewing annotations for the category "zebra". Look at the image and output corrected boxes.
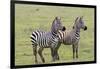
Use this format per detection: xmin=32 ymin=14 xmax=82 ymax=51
xmin=57 ymin=16 xmax=87 ymax=59
xmin=30 ymin=17 xmax=65 ymax=63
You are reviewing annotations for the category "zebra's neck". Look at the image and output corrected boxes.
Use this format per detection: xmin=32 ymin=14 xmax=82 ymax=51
xmin=73 ymin=28 xmax=80 ymax=37
xmin=51 ymin=31 xmax=58 ymax=37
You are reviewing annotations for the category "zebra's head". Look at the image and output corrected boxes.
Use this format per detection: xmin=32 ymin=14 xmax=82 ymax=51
xmin=73 ymin=16 xmax=87 ymax=31
xmin=51 ymin=17 xmax=65 ymax=34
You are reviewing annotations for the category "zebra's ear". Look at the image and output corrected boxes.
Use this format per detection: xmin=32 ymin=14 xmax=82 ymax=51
xmin=55 ymin=16 xmax=61 ymax=20
xmin=75 ymin=17 xmax=79 ymax=22
xmin=55 ymin=17 xmax=57 ymax=20
xmin=80 ymin=16 xmax=83 ymax=20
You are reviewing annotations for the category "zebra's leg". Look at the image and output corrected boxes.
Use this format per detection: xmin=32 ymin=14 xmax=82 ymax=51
xmin=55 ymin=49 xmax=59 ymax=60
xmin=33 ymin=45 xmax=37 ymax=63
xmin=51 ymin=48 xmax=54 ymax=59
xmin=51 ymin=48 xmax=56 ymax=62
xmin=75 ymin=44 xmax=79 ymax=59
xmin=55 ymin=42 xmax=61 ymax=60
xmin=38 ymin=47 xmax=45 ymax=63
xmin=72 ymin=44 xmax=75 ymax=59
xmin=51 ymin=42 xmax=60 ymax=61
xmin=54 ymin=49 xmax=59 ymax=61
xmin=51 ymin=48 xmax=55 ymax=61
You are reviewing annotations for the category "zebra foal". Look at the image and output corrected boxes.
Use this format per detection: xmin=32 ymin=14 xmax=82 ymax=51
xmin=30 ymin=17 xmax=65 ymax=63
xmin=58 ymin=16 xmax=87 ymax=59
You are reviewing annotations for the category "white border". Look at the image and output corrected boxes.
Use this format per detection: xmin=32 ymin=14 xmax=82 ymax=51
xmin=0 ymin=0 xmax=99 ymax=69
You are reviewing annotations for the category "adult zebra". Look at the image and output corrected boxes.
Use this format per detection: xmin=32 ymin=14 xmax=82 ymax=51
xmin=57 ymin=16 xmax=87 ymax=59
xmin=30 ymin=17 xmax=65 ymax=63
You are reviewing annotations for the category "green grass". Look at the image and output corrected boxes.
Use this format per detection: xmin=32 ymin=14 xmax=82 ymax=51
xmin=15 ymin=4 xmax=95 ymax=65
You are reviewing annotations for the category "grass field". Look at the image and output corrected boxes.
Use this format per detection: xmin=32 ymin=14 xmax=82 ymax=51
xmin=15 ymin=4 xmax=95 ymax=65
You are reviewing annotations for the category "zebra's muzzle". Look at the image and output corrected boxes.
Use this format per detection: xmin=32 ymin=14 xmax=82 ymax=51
xmin=84 ymin=26 xmax=87 ymax=31
xmin=62 ymin=26 xmax=66 ymax=31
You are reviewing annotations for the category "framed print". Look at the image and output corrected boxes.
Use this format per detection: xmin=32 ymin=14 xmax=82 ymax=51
xmin=10 ymin=0 xmax=96 ymax=69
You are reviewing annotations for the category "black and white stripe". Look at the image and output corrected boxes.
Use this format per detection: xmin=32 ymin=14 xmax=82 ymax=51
xmin=31 ymin=31 xmax=58 ymax=48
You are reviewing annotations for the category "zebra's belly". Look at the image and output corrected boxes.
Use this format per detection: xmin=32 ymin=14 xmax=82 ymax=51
xmin=63 ymin=41 xmax=73 ymax=45
xmin=37 ymin=34 xmax=55 ymax=48
xmin=37 ymin=37 xmax=50 ymax=47
xmin=63 ymin=37 xmax=79 ymax=45
xmin=37 ymin=38 xmax=58 ymax=48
